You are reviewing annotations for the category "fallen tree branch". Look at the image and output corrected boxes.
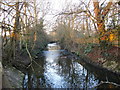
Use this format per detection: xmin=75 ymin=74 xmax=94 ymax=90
xmin=25 ymin=43 xmax=34 ymax=71
xmin=26 ymin=43 xmax=32 ymax=62
xmin=26 ymin=43 xmax=42 ymax=69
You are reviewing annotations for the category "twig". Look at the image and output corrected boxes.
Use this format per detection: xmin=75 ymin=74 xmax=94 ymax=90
xmin=94 ymin=81 xmax=120 ymax=88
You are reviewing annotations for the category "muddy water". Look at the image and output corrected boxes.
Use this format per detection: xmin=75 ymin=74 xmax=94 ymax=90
xmin=23 ymin=43 xmax=120 ymax=89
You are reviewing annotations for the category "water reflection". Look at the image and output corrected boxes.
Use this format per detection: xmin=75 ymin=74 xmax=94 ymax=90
xmin=23 ymin=43 xmax=101 ymax=88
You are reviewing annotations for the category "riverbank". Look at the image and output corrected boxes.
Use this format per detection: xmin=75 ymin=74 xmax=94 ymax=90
xmin=2 ymin=43 xmax=48 ymax=88
xmin=60 ymin=43 xmax=120 ymax=75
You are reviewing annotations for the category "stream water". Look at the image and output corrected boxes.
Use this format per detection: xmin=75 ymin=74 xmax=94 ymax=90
xmin=23 ymin=43 xmax=120 ymax=89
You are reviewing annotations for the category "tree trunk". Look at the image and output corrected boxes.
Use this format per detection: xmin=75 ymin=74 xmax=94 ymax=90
xmin=93 ymin=0 xmax=112 ymax=43
xmin=13 ymin=1 xmax=20 ymax=60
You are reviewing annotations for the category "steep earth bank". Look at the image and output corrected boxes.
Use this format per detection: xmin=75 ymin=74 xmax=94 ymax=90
xmin=60 ymin=43 xmax=120 ymax=74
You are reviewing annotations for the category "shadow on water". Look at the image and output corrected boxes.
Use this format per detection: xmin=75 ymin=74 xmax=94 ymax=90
xmin=23 ymin=43 xmax=120 ymax=89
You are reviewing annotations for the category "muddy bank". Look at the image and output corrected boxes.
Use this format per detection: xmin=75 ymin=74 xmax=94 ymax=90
xmin=85 ymin=46 xmax=119 ymax=74
xmin=60 ymin=43 xmax=120 ymax=75
xmin=57 ymin=48 xmax=120 ymax=86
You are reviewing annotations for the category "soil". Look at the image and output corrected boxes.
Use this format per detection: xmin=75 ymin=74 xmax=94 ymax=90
xmin=87 ymin=46 xmax=120 ymax=62
xmin=86 ymin=46 xmax=120 ymax=72
xmin=63 ymin=43 xmax=120 ymax=74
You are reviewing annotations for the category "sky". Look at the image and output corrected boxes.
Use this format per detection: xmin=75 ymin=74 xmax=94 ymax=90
xmin=43 ymin=0 xmax=80 ymax=31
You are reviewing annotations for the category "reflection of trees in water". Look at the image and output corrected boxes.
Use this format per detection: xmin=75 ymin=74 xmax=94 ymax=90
xmin=80 ymin=60 xmax=120 ymax=85
xmin=23 ymin=51 xmax=99 ymax=88
xmin=57 ymin=58 xmax=95 ymax=88
xmin=23 ymin=58 xmax=46 ymax=88
xmin=58 ymin=58 xmax=99 ymax=88
xmin=58 ymin=58 xmax=71 ymax=75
